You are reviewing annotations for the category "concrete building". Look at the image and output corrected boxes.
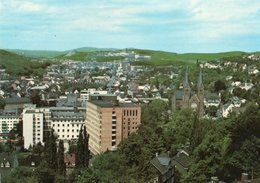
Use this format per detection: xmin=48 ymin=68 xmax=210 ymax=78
xmin=23 ymin=108 xmax=45 ymax=149
xmin=22 ymin=105 xmax=85 ymax=149
xmin=0 ymin=115 xmax=19 ymax=138
xmin=86 ymin=99 xmax=141 ymax=154
xmin=51 ymin=107 xmax=85 ymax=141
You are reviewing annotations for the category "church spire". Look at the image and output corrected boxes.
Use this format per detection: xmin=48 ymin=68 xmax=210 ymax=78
xmin=183 ymin=66 xmax=190 ymax=88
xmin=197 ymin=67 xmax=203 ymax=88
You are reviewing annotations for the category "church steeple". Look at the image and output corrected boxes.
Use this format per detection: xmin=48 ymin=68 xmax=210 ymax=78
xmin=183 ymin=66 xmax=190 ymax=88
xmin=183 ymin=66 xmax=190 ymax=107
xmin=197 ymin=67 xmax=203 ymax=88
xmin=197 ymin=67 xmax=204 ymax=118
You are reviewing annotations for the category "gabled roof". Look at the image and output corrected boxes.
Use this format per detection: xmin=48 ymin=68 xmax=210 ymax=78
xmin=150 ymin=153 xmax=172 ymax=174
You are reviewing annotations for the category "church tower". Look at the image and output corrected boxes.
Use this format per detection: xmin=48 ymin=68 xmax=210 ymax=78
xmin=183 ymin=66 xmax=191 ymax=108
xmin=197 ymin=68 xmax=204 ymax=117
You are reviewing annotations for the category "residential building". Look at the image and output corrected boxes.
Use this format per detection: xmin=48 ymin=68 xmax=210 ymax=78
xmin=150 ymin=150 xmax=191 ymax=183
xmin=22 ymin=106 xmax=51 ymax=149
xmin=0 ymin=115 xmax=19 ymax=138
xmin=86 ymin=99 xmax=141 ymax=154
xmin=22 ymin=105 xmax=85 ymax=149
xmin=51 ymin=107 xmax=85 ymax=141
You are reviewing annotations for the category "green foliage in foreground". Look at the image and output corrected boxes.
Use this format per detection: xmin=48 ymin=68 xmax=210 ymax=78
xmin=3 ymin=101 xmax=259 ymax=183
xmin=78 ymin=101 xmax=259 ymax=183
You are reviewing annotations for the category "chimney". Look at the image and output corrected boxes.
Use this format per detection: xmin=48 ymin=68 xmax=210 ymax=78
xmin=241 ymin=173 xmax=248 ymax=182
xmin=156 ymin=152 xmax=158 ymax=157
xmin=211 ymin=176 xmax=219 ymax=183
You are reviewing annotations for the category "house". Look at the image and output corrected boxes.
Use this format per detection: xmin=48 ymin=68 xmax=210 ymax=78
xmin=0 ymin=152 xmax=19 ymax=178
xmin=221 ymin=103 xmax=234 ymax=118
xmin=204 ymin=93 xmax=221 ymax=107
xmin=150 ymin=150 xmax=191 ymax=183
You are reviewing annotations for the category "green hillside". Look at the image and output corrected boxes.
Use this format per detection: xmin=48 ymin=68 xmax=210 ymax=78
xmin=8 ymin=49 xmax=64 ymax=58
xmin=131 ymin=49 xmax=247 ymax=65
xmin=0 ymin=49 xmax=50 ymax=76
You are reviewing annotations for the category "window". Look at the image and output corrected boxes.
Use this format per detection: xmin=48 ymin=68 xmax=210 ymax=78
xmin=63 ymin=124 xmax=65 ymax=127
xmin=67 ymin=124 xmax=69 ymax=127
xmin=112 ymin=141 xmax=116 ymax=146
xmin=62 ymin=129 xmax=64 ymax=132
xmin=67 ymin=129 xmax=69 ymax=132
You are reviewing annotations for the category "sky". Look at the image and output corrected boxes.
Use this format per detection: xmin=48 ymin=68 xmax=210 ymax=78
xmin=0 ymin=0 xmax=260 ymax=53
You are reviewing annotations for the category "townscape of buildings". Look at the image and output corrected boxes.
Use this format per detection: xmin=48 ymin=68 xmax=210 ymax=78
xmin=0 ymin=51 xmax=259 ymax=181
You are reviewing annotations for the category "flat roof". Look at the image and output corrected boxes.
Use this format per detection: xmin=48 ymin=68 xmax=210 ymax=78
xmin=89 ymin=100 xmax=140 ymax=108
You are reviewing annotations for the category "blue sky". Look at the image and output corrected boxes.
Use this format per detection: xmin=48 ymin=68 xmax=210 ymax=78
xmin=0 ymin=0 xmax=260 ymax=53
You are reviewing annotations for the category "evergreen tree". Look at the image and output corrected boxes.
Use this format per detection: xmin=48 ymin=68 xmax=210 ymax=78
xmin=75 ymin=125 xmax=85 ymax=168
xmin=45 ymin=129 xmax=57 ymax=169
xmin=76 ymin=125 xmax=90 ymax=168
xmin=57 ymin=140 xmax=66 ymax=175
xmin=83 ymin=125 xmax=90 ymax=167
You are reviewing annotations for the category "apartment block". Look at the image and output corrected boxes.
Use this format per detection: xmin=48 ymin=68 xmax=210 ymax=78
xmin=0 ymin=115 xmax=19 ymax=138
xmin=22 ymin=105 xmax=85 ymax=149
xmin=86 ymin=100 xmax=141 ymax=155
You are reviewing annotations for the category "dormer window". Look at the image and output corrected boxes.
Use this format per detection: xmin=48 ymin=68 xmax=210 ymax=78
xmin=5 ymin=162 xmax=10 ymax=167
xmin=1 ymin=163 xmax=4 ymax=167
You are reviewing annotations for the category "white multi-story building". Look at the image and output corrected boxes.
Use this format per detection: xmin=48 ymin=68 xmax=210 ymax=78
xmin=0 ymin=115 xmax=19 ymax=137
xmin=22 ymin=105 xmax=85 ymax=149
xmin=51 ymin=107 xmax=85 ymax=140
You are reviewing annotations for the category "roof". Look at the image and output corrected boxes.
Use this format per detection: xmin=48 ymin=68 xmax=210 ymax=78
xmin=150 ymin=153 xmax=172 ymax=174
xmin=89 ymin=100 xmax=140 ymax=108
xmin=5 ymin=97 xmax=31 ymax=104
xmin=175 ymin=90 xmax=183 ymax=100
xmin=151 ymin=150 xmax=191 ymax=175
xmin=172 ymin=151 xmax=191 ymax=173
xmin=0 ymin=152 xmax=19 ymax=168
xmin=64 ymin=153 xmax=76 ymax=168
xmin=205 ymin=93 xmax=219 ymax=100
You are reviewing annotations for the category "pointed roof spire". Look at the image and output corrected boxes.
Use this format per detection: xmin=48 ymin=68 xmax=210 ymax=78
xmin=197 ymin=67 xmax=203 ymax=87
xmin=183 ymin=66 xmax=190 ymax=88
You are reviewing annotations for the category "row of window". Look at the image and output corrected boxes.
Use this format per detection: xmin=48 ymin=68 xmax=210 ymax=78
xmin=52 ymin=123 xmax=82 ymax=127
xmin=57 ymin=134 xmax=79 ymax=138
xmin=55 ymin=129 xmax=79 ymax=133
xmin=123 ymin=109 xmax=138 ymax=116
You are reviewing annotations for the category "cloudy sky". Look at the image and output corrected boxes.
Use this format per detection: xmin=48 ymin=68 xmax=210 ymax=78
xmin=0 ymin=0 xmax=260 ymax=52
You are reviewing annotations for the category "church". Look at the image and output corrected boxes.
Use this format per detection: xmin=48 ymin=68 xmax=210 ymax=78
xmin=172 ymin=67 xmax=204 ymax=118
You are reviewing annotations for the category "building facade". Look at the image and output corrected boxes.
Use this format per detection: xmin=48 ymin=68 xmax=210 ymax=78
xmin=22 ymin=105 xmax=85 ymax=149
xmin=22 ymin=105 xmax=51 ymax=149
xmin=86 ymin=100 xmax=141 ymax=154
xmin=0 ymin=115 xmax=19 ymax=138
xmin=51 ymin=107 xmax=85 ymax=140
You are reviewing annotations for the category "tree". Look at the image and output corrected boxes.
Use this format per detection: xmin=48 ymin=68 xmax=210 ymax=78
xmin=75 ymin=125 xmax=90 ymax=169
xmin=44 ymin=129 xmax=57 ymax=169
xmin=57 ymin=140 xmax=66 ymax=175
xmin=214 ymin=80 xmax=226 ymax=93
xmin=83 ymin=126 xmax=90 ymax=167
xmin=33 ymin=142 xmax=44 ymax=157
xmin=205 ymin=106 xmax=218 ymax=117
